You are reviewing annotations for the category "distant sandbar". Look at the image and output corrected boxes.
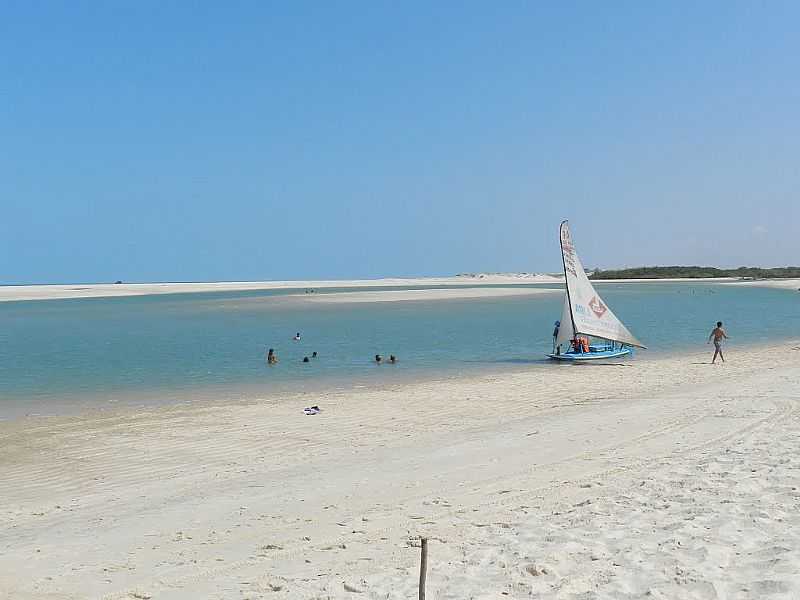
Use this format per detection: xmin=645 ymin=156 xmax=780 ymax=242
xmin=297 ymin=287 xmax=560 ymax=303
xmin=0 ymin=274 xmax=561 ymax=303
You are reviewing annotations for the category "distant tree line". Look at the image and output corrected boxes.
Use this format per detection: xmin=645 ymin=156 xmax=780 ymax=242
xmin=589 ymin=266 xmax=800 ymax=280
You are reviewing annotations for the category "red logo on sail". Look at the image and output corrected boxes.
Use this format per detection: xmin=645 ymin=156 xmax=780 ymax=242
xmin=588 ymin=296 xmax=607 ymax=318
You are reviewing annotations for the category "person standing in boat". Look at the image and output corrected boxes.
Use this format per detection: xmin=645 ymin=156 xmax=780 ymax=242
xmin=552 ymin=320 xmax=560 ymax=354
xmin=707 ymin=321 xmax=729 ymax=363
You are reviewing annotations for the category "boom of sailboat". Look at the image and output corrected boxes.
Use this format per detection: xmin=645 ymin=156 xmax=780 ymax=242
xmin=549 ymin=220 xmax=646 ymax=361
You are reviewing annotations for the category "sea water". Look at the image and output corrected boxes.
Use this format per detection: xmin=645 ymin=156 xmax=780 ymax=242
xmin=0 ymin=283 xmax=797 ymax=418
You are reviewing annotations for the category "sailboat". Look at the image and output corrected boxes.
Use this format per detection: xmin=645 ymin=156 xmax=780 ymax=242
xmin=549 ymin=221 xmax=645 ymax=360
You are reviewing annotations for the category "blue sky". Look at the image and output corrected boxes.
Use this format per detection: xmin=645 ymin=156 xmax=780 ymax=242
xmin=1 ymin=2 xmax=798 ymax=283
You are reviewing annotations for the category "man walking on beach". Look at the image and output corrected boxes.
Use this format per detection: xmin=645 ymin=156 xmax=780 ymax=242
xmin=708 ymin=321 xmax=729 ymax=364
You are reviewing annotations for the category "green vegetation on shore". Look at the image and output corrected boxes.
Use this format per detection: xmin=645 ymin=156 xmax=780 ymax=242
xmin=589 ymin=266 xmax=800 ymax=280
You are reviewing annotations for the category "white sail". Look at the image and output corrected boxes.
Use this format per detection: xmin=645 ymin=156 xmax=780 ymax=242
xmin=558 ymin=221 xmax=645 ymax=348
xmin=554 ymin=294 xmax=574 ymax=349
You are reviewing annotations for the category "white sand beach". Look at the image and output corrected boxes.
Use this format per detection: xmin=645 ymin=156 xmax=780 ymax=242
xmin=726 ymin=278 xmax=800 ymax=291
xmin=6 ymin=275 xmax=798 ymax=304
xmin=0 ymin=274 xmax=561 ymax=303
xmin=2 ymin=344 xmax=799 ymax=599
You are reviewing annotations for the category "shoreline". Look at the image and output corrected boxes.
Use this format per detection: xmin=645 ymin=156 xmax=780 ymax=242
xmin=1 ymin=343 xmax=798 ymax=598
xmin=1 ymin=338 xmax=778 ymax=423
xmin=3 ymin=338 xmax=793 ymax=435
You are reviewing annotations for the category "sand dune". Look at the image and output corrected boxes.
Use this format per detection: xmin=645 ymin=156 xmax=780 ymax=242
xmin=1 ymin=344 xmax=798 ymax=598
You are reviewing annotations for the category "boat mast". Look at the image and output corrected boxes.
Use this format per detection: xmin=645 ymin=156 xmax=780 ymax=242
xmin=558 ymin=220 xmax=578 ymax=338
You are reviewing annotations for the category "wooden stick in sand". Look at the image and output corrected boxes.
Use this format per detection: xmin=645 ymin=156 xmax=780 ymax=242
xmin=419 ymin=537 xmax=428 ymax=600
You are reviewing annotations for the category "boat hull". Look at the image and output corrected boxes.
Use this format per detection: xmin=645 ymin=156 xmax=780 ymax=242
xmin=548 ymin=347 xmax=632 ymax=361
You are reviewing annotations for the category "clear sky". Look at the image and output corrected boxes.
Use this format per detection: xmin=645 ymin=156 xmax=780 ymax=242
xmin=2 ymin=2 xmax=798 ymax=284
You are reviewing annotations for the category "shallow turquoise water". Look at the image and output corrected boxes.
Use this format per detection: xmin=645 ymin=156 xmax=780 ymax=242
xmin=0 ymin=283 xmax=797 ymax=417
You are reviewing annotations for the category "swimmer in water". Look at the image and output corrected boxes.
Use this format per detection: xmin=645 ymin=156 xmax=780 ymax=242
xmin=266 ymin=348 xmax=278 ymax=364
